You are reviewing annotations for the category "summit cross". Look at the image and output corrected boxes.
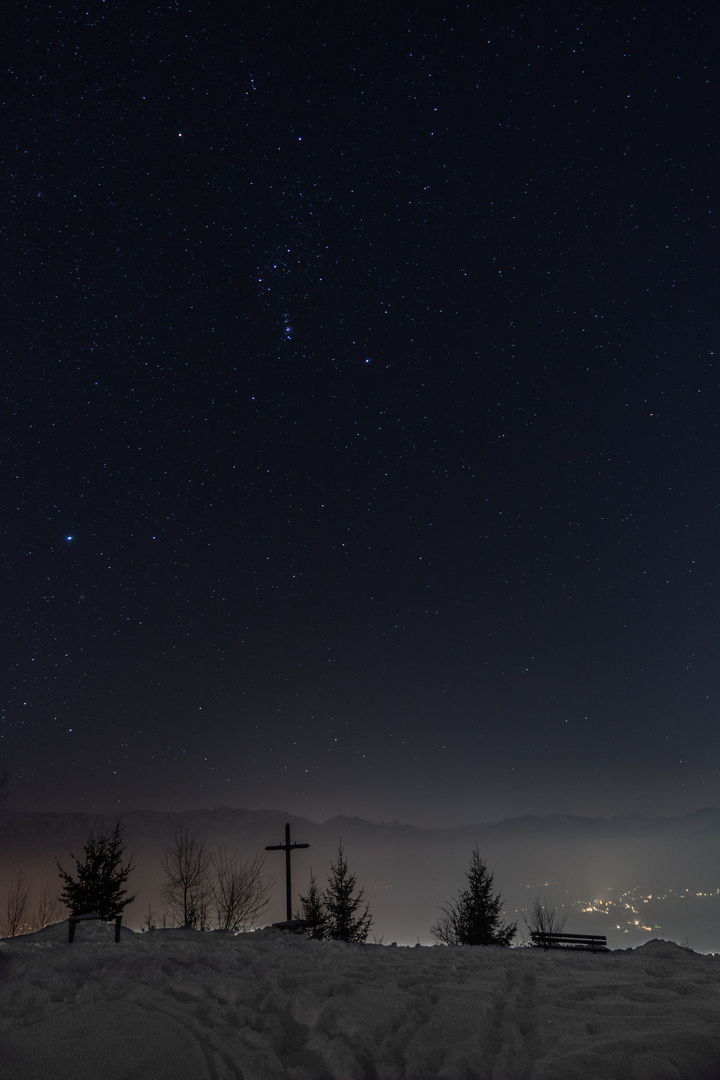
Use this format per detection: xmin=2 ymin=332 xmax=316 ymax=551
xmin=265 ymin=822 xmax=310 ymax=921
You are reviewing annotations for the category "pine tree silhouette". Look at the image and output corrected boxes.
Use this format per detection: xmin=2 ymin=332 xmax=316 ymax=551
xmin=57 ymin=821 xmax=135 ymax=920
xmin=297 ymin=868 xmax=329 ymax=939
xmin=432 ymin=846 xmax=516 ymax=946
xmin=323 ymin=842 xmax=372 ymax=942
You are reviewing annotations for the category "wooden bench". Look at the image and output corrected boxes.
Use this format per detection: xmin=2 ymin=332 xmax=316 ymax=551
xmin=531 ymin=931 xmax=608 ymax=952
xmin=68 ymin=914 xmax=123 ymax=943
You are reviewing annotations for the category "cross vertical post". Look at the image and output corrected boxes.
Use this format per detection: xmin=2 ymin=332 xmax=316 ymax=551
xmin=265 ymin=822 xmax=310 ymax=922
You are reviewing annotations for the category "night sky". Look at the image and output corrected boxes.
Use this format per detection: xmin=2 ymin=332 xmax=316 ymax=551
xmin=4 ymin=2 xmax=719 ymax=827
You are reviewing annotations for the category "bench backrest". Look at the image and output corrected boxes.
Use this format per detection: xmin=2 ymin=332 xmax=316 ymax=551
xmin=531 ymin=931 xmax=608 ymax=951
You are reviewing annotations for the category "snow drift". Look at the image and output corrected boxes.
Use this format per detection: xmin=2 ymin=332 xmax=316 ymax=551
xmin=1 ymin=922 xmax=719 ymax=1079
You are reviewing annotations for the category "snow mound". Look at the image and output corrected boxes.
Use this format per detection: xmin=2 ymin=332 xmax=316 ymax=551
xmin=632 ymin=937 xmax=703 ymax=959
xmin=1 ymin=928 xmax=719 ymax=1079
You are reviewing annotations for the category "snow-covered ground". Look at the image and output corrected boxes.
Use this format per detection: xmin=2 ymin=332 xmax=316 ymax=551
xmin=1 ymin=923 xmax=719 ymax=1080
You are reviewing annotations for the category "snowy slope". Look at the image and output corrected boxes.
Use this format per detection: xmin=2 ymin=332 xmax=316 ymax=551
xmin=1 ymin=923 xmax=719 ymax=1079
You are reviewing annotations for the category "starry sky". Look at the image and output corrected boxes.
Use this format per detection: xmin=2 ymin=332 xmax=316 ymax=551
xmin=3 ymin=2 xmax=719 ymax=827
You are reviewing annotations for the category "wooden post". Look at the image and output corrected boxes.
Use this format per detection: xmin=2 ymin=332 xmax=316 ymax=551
xmin=265 ymin=822 xmax=310 ymax=921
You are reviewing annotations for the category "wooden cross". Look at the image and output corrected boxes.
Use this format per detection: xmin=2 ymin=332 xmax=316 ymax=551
xmin=265 ymin=822 xmax=309 ymax=921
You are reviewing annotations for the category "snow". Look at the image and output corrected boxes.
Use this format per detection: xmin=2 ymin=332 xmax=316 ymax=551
xmin=1 ymin=924 xmax=720 ymax=1079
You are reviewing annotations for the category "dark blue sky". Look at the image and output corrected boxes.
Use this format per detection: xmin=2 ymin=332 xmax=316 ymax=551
xmin=3 ymin=1 xmax=719 ymax=825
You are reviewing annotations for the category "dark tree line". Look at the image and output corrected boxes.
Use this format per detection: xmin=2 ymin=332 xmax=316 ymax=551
xmin=297 ymin=842 xmax=373 ymax=942
xmin=3 ymin=803 xmax=529 ymax=948
xmin=51 ymin=823 xmax=273 ymax=932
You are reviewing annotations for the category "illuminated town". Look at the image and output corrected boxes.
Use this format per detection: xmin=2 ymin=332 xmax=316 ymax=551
xmin=516 ymin=884 xmax=720 ymax=948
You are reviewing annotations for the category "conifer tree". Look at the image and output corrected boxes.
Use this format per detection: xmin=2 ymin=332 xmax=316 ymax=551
xmin=431 ymin=846 xmax=516 ymax=946
xmin=297 ymin=869 xmax=329 ymax=940
xmin=57 ymin=821 xmax=135 ymax=920
xmin=323 ymin=842 xmax=372 ymax=943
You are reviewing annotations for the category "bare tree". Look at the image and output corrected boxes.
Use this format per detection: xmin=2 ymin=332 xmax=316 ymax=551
xmin=161 ymin=827 xmax=211 ymax=928
xmin=524 ymin=896 xmax=567 ymax=938
xmin=33 ymin=880 xmax=62 ymax=929
xmin=211 ymin=848 xmax=272 ymax=932
xmin=3 ymin=871 xmax=31 ymax=937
